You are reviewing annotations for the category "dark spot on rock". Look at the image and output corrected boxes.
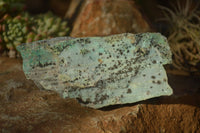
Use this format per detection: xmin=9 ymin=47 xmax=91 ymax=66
xmin=85 ymin=39 xmax=91 ymax=43
xmin=77 ymin=98 xmax=90 ymax=104
xmin=133 ymin=66 xmax=140 ymax=76
xmin=143 ymin=74 xmax=146 ymax=77
xmin=119 ymin=49 xmax=123 ymax=55
xmin=128 ymin=67 xmax=133 ymax=71
xmin=151 ymin=76 xmax=156 ymax=79
xmin=86 ymin=98 xmax=91 ymax=102
xmin=146 ymin=90 xmax=150 ymax=95
xmin=152 ymin=80 xmax=156 ymax=84
xmin=157 ymin=80 xmax=161 ymax=84
xmin=127 ymin=89 xmax=132 ymax=93
xmin=158 ymin=73 xmax=161 ymax=75
xmin=127 ymin=50 xmax=129 ymax=53
xmin=163 ymin=78 xmax=167 ymax=82
xmin=113 ymin=64 xmax=118 ymax=69
xmin=117 ymin=56 xmax=119 ymax=58
xmin=118 ymin=61 xmax=121 ymax=65
xmin=152 ymin=60 xmax=156 ymax=64
xmin=61 ymin=59 xmax=64 ymax=63
xmin=112 ymin=44 xmax=115 ymax=47
xmin=150 ymin=86 xmax=153 ymax=88
xmin=96 ymin=80 xmax=106 ymax=88
xmin=94 ymin=94 xmax=109 ymax=104
xmin=162 ymin=89 xmax=164 ymax=91
xmin=128 ymin=80 xmax=131 ymax=83
xmin=99 ymin=53 xmax=103 ymax=56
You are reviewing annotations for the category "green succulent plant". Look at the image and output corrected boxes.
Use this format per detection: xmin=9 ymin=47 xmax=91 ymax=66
xmin=0 ymin=12 xmax=70 ymax=57
xmin=159 ymin=0 xmax=200 ymax=73
xmin=29 ymin=12 xmax=69 ymax=43
xmin=0 ymin=13 xmax=31 ymax=50
xmin=0 ymin=0 xmax=26 ymax=54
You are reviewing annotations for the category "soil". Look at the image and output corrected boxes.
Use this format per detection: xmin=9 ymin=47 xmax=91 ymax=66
xmin=0 ymin=57 xmax=200 ymax=133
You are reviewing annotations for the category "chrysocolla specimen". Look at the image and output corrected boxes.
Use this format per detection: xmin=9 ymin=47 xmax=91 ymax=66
xmin=17 ymin=33 xmax=173 ymax=109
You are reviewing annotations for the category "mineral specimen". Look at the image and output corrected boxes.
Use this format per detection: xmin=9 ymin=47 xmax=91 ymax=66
xmin=17 ymin=33 xmax=173 ymax=109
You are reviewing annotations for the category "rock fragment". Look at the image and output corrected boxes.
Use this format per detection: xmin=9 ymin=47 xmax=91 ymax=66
xmin=17 ymin=33 xmax=173 ymax=108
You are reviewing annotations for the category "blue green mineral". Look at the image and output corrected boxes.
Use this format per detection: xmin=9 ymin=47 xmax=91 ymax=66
xmin=17 ymin=33 xmax=173 ymax=109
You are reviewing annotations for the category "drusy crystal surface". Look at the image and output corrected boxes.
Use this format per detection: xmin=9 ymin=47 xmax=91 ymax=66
xmin=17 ymin=33 xmax=173 ymax=108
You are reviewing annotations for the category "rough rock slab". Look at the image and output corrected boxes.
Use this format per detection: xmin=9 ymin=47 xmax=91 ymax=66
xmin=17 ymin=33 xmax=173 ymax=108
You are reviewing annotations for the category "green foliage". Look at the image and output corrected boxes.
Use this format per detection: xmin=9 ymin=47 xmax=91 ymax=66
xmin=0 ymin=0 xmax=70 ymax=57
xmin=0 ymin=14 xmax=29 ymax=50
xmin=30 ymin=12 xmax=69 ymax=42
xmin=0 ymin=12 xmax=70 ymax=51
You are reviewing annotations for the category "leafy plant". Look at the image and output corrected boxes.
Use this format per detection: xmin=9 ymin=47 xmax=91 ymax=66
xmin=0 ymin=12 xmax=70 ymax=57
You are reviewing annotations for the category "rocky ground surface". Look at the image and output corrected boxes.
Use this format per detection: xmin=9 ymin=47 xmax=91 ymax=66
xmin=0 ymin=57 xmax=200 ymax=133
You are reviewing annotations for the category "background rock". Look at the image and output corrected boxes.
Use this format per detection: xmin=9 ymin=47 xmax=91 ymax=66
xmin=70 ymin=0 xmax=151 ymax=37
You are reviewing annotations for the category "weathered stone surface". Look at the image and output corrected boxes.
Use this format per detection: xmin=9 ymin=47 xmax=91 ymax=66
xmin=17 ymin=33 xmax=173 ymax=108
xmin=70 ymin=0 xmax=151 ymax=37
